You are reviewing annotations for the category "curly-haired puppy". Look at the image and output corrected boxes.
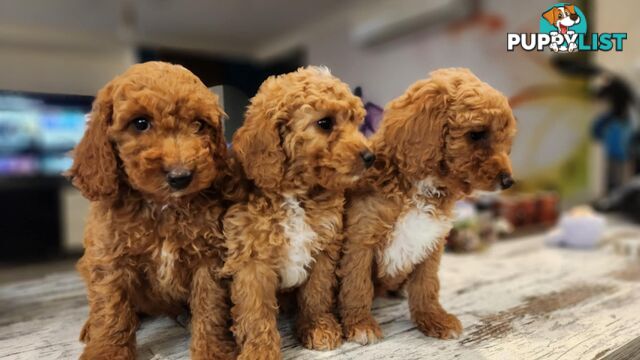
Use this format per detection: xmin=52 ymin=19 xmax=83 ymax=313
xmin=222 ymin=66 xmax=373 ymax=359
xmin=338 ymin=68 xmax=517 ymax=344
xmin=67 ymin=62 xmax=235 ymax=360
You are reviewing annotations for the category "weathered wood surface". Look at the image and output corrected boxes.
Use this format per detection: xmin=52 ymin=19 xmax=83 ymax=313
xmin=1 ymin=225 xmax=640 ymax=359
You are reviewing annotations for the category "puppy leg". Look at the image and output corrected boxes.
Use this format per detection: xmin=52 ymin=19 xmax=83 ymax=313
xmin=296 ymin=245 xmax=342 ymax=350
xmin=338 ymin=243 xmax=382 ymax=345
xmin=80 ymin=268 xmax=138 ymax=360
xmin=231 ymin=262 xmax=281 ymax=360
xmin=407 ymin=240 xmax=462 ymax=339
xmin=190 ymin=265 xmax=236 ymax=360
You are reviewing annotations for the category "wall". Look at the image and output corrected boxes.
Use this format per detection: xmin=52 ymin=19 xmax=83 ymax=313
xmin=593 ymin=0 xmax=640 ymax=87
xmin=0 ymin=44 xmax=135 ymax=95
xmin=259 ymin=0 xmax=556 ymax=105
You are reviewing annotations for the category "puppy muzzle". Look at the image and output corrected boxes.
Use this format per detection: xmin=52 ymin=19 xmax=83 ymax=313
xmin=499 ymin=172 xmax=515 ymax=190
xmin=167 ymin=169 xmax=193 ymax=190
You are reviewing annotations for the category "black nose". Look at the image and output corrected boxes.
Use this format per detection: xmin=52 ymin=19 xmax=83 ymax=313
xmin=167 ymin=169 xmax=193 ymax=190
xmin=360 ymin=151 xmax=375 ymax=168
xmin=499 ymin=172 xmax=515 ymax=190
xmin=570 ymin=14 xmax=578 ymax=21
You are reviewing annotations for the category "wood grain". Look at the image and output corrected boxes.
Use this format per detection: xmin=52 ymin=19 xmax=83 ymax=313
xmin=1 ymin=226 xmax=639 ymax=359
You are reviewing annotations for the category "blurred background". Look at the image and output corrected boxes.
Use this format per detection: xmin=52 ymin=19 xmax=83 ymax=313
xmin=0 ymin=0 xmax=639 ymax=271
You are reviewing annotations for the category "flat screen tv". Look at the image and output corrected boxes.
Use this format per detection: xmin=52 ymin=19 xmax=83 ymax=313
xmin=0 ymin=91 xmax=92 ymax=177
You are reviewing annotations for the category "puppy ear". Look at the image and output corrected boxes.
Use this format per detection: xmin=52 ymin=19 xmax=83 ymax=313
xmin=542 ymin=7 xmax=558 ymax=25
xmin=232 ymin=100 xmax=285 ymax=190
xmin=66 ymin=84 xmax=119 ymax=201
xmin=377 ymin=75 xmax=450 ymax=181
xmin=565 ymin=4 xmax=575 ymax=14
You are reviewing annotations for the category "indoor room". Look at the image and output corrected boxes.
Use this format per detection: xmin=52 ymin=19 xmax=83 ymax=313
xmin=0 ymin=0 xmax=639 ymax=359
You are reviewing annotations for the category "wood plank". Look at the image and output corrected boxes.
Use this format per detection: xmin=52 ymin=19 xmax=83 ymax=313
xmin=603 ymin=336 xmax=640 ymax=360
xmin=1 ymin=227 xmax=639 ymax=359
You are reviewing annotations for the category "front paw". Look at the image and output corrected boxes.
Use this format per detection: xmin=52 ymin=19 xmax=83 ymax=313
xmin=298 ymin=314 xmax=342 ymax=351
xmin=238 ymin=343 xmax=280 ymax=360
xmin=413 ymin=310 xmax=462 ymax=339
xmin=343 ymin=316 xmax=383 ymax=345
xmin=192 ymin=339 xmax=237 ymax=360
xmin=80 ymin=343 xmax=135 ymax=360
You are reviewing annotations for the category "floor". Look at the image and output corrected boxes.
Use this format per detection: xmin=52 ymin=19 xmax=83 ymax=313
xmin=0 ymin=258 xmax=76 ymax=285
xmin=1 ymin=228 xmax=640 ymax=359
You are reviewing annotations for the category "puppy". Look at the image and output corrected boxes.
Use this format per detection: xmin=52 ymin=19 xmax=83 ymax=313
xmin=222 ymin=66 xmax=373 ymax=359
xmin=68 ymin=62 xmax=235 ymax=360
xmin=338 ymin=68 xmax=517 ymax=344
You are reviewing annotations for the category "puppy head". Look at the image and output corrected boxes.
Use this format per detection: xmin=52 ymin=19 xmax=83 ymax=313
xmin=377 ymin=68 xmax=517 ymax=195
xmin=67 ymin=61 xmax=226 ymax=202
xmin=232 ymin=66 xmax=371 ymax=192
xmin=542 ymin=5 xmax=580 ymax=32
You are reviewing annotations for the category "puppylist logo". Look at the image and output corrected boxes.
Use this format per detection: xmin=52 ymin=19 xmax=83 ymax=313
xmin=508 ymin=3 xmax=627 ymax=53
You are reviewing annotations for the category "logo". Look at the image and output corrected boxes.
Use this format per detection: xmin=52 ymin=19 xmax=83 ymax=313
xmin=507 ymin=3 xmax=627 ymax=52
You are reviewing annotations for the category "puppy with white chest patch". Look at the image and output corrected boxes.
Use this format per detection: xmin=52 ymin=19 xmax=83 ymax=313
xmin=338 ymin=68 xmax=517 ymax=344
xmin=222 ymin=66 xmax=373 ymax=359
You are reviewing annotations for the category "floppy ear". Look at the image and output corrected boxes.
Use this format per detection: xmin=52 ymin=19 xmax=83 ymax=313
xmin=232 ymin=104 xmax=285 ymax=190
xmin=209 ymin=109 xmax=229 ymax=171
xmin=65 ymin=84 xmax=119 ymax=201
xmin=542 ymin=7 xmax=558 ymax=25
xmin=564 ymin=4 xmax=575 ymax=14
xmin=377 ymin=76 xmax=450 ymax=181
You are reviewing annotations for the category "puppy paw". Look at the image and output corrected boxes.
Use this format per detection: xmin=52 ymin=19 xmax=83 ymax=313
xmin=80 ymin=343 xmax=135 ymax=360
xmin=343 ymin=316 xmax=383 ymax=345
xmin=414 ymin=310 xmax=463 ymax=340
xmin=191 ymin=339 xmax=237 ymax=360
xmin=238 ymin=344 xmax=280 ymax=360
xmin=298 ymin=314 xmax=342 ymax=351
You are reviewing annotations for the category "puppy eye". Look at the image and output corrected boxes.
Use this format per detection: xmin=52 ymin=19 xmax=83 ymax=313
xmin=316 ymin=117 xmax=334 ymax=132
xmin=193 ymin=119 xmax=208 ymax=133
xmin=468 ymin=130 xmax=488 ymax=141
xmin=131 ymin=117 xmax=151 ymax=132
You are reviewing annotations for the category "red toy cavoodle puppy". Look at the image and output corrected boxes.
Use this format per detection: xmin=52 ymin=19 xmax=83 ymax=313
xmin=67 ymin=61 xmax=235 ymax=360
xmin=222 ymin=66 xmax=374 ymax=359
xmin=338 ymin=68 xmax=517 ymax=344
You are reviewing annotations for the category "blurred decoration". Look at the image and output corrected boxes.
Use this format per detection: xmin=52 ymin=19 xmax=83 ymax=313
xmin=509 ymin=84 xmax=594 ymax=204
xmin=593 ymin=176 xmax=640 ymax=223
xmin=0 ymin=91 xmax=91 ymax=177
xmin=447 ymin=199 xmax=511 ymax=253
xmin=591 ymin=75 xmax=638 ymax=190
xmin=446 ymin=192 xmax=560 ymax=253
xmin=354 ymin=86 xmax=384 ymax=137
xmin=497 ymin=192 xmax=560 ymax=231
xmin=551 ymin=56 xmax=640 ymax=192
xmin=545 ymin=206 xmax=606 ymax=249
xmin=613 ymin=232 xmax=640 ymax=261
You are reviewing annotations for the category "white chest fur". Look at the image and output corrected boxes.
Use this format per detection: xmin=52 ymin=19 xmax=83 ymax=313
xmin=381 ymin=178 xmax=452 ymax=277
xmin=279 ymin=195 xmax=318 ymax=289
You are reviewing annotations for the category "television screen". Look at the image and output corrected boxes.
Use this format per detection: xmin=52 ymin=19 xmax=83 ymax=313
xmin=0 ymin=91 xmax=92 ymax=176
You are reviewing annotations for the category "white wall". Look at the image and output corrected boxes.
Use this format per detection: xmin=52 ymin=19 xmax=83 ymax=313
xmin=593 ymin=0 xmax=640 ymax=87
xmin=0 ymin=43 xmax=135 ymax=95
xmin=259 ymin=0 xmax=556 ymax=106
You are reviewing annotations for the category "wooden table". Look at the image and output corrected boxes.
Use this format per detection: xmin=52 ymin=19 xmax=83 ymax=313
xmin=2 ymin=225 xmax=640 ymax=359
